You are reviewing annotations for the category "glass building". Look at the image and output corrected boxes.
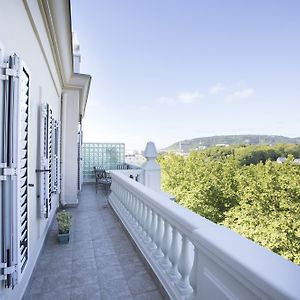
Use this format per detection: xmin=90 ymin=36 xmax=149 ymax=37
xmin=82 ymin=143 xmax=125 ymax=180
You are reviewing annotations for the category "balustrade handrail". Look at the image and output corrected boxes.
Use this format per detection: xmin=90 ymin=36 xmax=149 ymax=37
xmin=111 ymin=171 xmax=209 ymax=234
xmin=110 ymin=171 xmax=300 ymax=300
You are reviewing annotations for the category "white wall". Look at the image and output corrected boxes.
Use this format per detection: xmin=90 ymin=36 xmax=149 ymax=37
xmin=0 ymin=1 xmax=62 ymax=299
xmin=61 ymin=89 xmax=80 ymax=206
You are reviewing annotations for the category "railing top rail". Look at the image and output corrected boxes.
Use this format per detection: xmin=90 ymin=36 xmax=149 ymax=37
xmin=192 ymin=227 xmax=300 ymax=300
xmin=111 ymin=170 xmax=210 ymax=233
xmin=110 ymin=171 xmax=300 ymax=300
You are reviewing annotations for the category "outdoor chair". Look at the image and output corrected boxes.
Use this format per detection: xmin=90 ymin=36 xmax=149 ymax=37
xmin=94 ymin=166 xmax=112 ymax=194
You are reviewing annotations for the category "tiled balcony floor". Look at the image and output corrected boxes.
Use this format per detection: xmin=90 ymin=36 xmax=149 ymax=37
xmin=25 ymin=184 xmax=164 ymax=300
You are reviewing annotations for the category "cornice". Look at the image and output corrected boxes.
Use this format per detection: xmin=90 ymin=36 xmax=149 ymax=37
xmin=30 ymin=0 xmax=91 ymax=117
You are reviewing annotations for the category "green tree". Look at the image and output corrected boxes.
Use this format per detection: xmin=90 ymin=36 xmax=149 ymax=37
xmin=159 ymin=149 xmax=300 ymax=265
xmin=223 ymin=158 xmax=300 ymax=264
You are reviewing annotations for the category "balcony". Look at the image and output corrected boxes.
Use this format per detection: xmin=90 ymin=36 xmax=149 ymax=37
xmin=25 ymin=144 xmax=300 ymax=300
xmin=25 ymin=184 xmax=164 ymax=300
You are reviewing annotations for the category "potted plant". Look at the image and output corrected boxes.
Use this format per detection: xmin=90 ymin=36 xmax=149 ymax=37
xmin=56 ymin=210 xmax=72 ymax=244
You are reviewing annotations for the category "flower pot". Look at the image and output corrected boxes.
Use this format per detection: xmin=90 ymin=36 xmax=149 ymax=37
xmin=57 ymin=232 xmax=70 ymax=244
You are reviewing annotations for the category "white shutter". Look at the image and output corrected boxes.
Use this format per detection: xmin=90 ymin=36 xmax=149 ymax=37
xmin=48 ymin=107 xmax=53 ymax=211
xmin=0 ymin=45 xmax=5 ymax=286
xmin=0 ymin=52 xmax=30 ymax=288
xmin=52 ymin=120 xmax=61 ymax=194
xmin=17 ymin=59 xmax=30 ymax=275
xmin=38 ymin=103 xmax=53 ymax=218
xmin=57 ymin=121 xmax=61 ymax=194
xmin=39 ymin=103 xmax=48 ymax=218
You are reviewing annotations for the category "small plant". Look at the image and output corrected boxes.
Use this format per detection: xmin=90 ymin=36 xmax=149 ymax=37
xmin=56 ymin=210 xmax=72 ymax=234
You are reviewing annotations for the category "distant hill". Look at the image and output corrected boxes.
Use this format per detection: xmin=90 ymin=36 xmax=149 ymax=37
xmin=165 ymin=135 xmax=300 ymax=152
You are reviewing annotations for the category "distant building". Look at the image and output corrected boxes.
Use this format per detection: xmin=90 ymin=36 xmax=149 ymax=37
xmin=277 ymin=157 xmax=287 ymax=164
xmin=276 ymin=157 xmax=287 ymax=164
xmin=276 ymin=157 xmax=300 ymax=165
xmin=294 ymin=158 xmax=300 ymax=165
xmin=215 ymin=143 xmax=230 ymax=147
xmin=196 ymin=146 xmax=207 ymax=150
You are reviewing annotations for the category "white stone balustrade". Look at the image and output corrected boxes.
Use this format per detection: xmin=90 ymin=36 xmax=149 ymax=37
xmin=109 ymin=171 xmax=300 ymax=300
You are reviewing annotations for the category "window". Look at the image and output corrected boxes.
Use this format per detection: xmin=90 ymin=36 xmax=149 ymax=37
xmin=38 ymin=103 xmax=55 ymax=218
xmin=52 ymin=120 xmax=61 ymax=194
xmin=0 ymin=52 xmax=30 ymax=288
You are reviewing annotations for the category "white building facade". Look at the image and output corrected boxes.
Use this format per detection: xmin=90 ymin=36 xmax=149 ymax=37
xmin=0 ymin=1 xmax=91 ymax=299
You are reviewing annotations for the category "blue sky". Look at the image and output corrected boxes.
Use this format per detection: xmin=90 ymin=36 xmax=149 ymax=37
xmin=71 ymin=0 xmax=300 ymax=151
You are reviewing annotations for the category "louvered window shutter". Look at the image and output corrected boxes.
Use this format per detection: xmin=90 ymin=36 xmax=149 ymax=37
xmin=48 ymin=107 xmax=53 ymax=211
xmin=18 ymin=60 xmax=30 ymax=275
xmin=52 ymin=120 xmax=61 ymax=194
xmin=38 ymin=103 xmax=53 ymax=218
xmin=0 ymin=52 xmax=29 ymax=288
xmin=57 ymin=121 xmax=61 ymax=193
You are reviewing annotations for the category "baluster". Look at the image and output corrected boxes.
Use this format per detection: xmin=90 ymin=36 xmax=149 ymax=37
xmin=138 ymin=200 xmax=145 ymax=234
xmin=167 ymin=226 xmax=181 ymax=281
xmin=188 ymin=246 xmax=197 ymax=300
xmin=125 ymin=189 xmax=129 ymax=207
xmin=121 ymin=187 xmax=126 ymax=212
xmin=135 ymin=198 xmax=141 ymax=229
xmin=119 ymin=186 xmax=124 ymax=211
xmin=153 ymin=215 xmax=164 ymax=258
xmin=127 ymin=191 xmax=131 ymax=210
xmin=129 ymin=193 xmax=135 ymax=224
xmin=122 ymin=188 xmax=126 ymax=206
xmin=148 ymin=210 xmax=158 ymax=251
xmin=136 ymin=200 xmax=143 ymax=233
xmin=143 ymin=205 xmax=152 ymax=243
xmin=176 ymin=235 xmax=193 ymax=296
xmin=110 ymin=180 xmax=114 ymax=194
xmin=123 ymin=190 xmax=130 ymax=218
xmin=134 ymin=199 xmax=140 ymax=231
xmin=126 ymin=190 xmax=131 ymax=213
xmin=139 ymin=201 xmax=146 ymax=236
xmin=159 ymin=220 xmax=172 ymax=270
xmin=140 ymin=203 xmax=148 ymax=240
xmin=127 ymin=192 xmax=132 ymax=220
xmin=132 ymin=196 xmax=139 ymax=228
xmin=116 ymin=184 xmax=119 ymax=197
xmin=115 ymin=184 xmax=121 ymax=208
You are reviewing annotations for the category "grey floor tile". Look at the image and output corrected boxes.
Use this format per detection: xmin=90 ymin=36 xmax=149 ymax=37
xmin=42 ymin=272 xmax=72 ymax=293
xmin=26 ymin=185 xmax=163 ymax=300
xmin=29 ymin=276 xmax=45 ymax=295
xmin=94 ymin=245 xmax=115 ymax=257
xmin=118 ymin=252 xmax=143 ymax=265
xmin=71 ymin=267 xmax=99 ymax=287
xmin=99 ymin=277 xmax=132 ymax=300
xmin=98 ymin=264 xmax=124 ymax=282
xmin=29 ymin=287 xmax=71 ymax=300
xmin=72 ymin=256 xmax=96 ymax=270
xmin=72 ymin=249 xmax=95 ymax=261
xmin=95 ymin=254 xmax=120 ymax=269
xmin=122 ymin=261 xmax=147 ymax=278
xmin=127 ymin=271 xmax=158 ymax=296
xmin=133 ymin=290 xmax=164 ymax=300
xmin=71 ymin=282 xmax=101 ymax=300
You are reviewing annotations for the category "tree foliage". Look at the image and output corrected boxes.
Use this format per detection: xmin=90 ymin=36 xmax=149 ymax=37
xmin=158 ymin=145 xmax=300 ymax=265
